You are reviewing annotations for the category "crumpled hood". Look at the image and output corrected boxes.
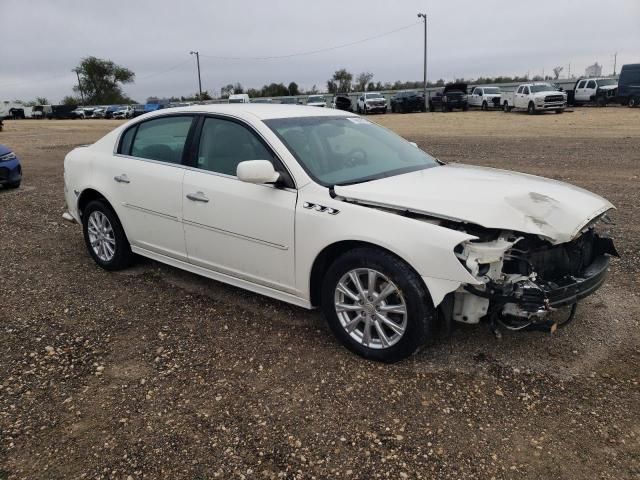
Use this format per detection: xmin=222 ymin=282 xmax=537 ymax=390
xmin=334 ymin=164 xmax=614 ymax=244
xmin=598 ymin=85 xmax=618 ymax=91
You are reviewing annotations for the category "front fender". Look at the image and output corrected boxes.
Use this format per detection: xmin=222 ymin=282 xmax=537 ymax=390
xmin=296 ymin=187 xmax=480 ymax=305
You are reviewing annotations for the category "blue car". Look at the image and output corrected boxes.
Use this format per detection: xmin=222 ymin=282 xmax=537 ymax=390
xmin=0 ymin=144 xmax=22 ymax=189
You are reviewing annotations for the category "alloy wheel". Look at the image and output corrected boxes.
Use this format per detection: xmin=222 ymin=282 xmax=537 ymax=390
xmin=334 ymin=268 xmax=408 ymax=349
xmin=87 ymin=211 xmax=116 ymax=262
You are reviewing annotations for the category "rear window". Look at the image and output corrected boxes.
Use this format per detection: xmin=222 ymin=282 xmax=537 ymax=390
xmin=129 ymin=116 xmax=193 ymax=164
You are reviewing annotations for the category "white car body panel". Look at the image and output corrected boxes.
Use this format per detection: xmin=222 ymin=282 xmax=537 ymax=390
xmin=334 ymin=163 xmax=613 ymax=245
xmin=63 ymin=103 xmax=613 ymax=316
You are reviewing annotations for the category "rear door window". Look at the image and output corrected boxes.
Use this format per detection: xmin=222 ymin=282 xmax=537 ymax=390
xmin=129 ymin=116 xmax=194 ymax=164
xmin=577 ymin=80 xmax=587 ymax=88
xmin=586 ymin=81 xmax=597 ymax=89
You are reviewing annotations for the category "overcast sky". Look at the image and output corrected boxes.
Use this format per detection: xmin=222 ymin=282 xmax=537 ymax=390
xmin=1 ymin=0 xmax=638 ymax=103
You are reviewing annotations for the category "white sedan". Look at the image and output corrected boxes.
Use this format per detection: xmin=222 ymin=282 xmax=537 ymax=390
xmin=63 ymin=105 xmax=618 ymax=362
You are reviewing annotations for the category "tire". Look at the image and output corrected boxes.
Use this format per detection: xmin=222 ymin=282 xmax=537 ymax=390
xmin=481 ymin=101 xmax=488 ymax=111
xmin=363 ymin=105 xmax=367 ymax=115
xmin=503 ymin=102 xmax=511 ymax=113
xmin=383 ymin=107 xmax=387 ymax=114
xmin=596 ymin=97 xmax=607 ymax=107
xmin=357 ymin=105 xmax=361 ymax=114
xmin=82 ymin=199 xmax=134 ymax=271
xmin=555 ymin=109 xmax=564 ymax=114
xmin=441 ymin=103 xmax=447 ymax=113
xmin=629 ymin=97 xmax=637 ymax=108
xmin=321 ymin=247 xmax=434 ymax=363
xmin=391 ymin=104 xmax=396 ymax=113
xmin=5 ymin=181 xmax=20 ymax=189
xmin=527 ymin=102 xmax=536 ymax=115
xmin=429 ymin=103 xmax=435 ymax=112
xmin=462 ymin=105 xmax=469 ymax=112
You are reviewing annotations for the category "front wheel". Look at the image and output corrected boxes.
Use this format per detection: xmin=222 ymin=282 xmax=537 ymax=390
xmin=629 ymin=97 xmax=638 ymax=108
xmin=503 ymin=102 xmax=511 ymax=112
xmin=82 ymin=199 xmax=134 ymax=271
xmin=555 ymin=109 xmax=564 ymax=114
xmin=481 ymin=101 xmax=488 ymax=111
xmin=5 ymin=181 xmax=20 ymax=189
xmin=321 ymin=248 xmax=434 ymax=363
xmin=527 ymin=102 xmax=536 ymax=115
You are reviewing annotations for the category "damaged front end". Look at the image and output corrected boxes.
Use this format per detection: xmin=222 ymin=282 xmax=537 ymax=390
xmin=450 ymin=221 xmax=619 ymax=332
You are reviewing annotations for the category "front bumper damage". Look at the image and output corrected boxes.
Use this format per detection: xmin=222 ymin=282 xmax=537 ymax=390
xmin=450 ymin=227 xmax=618 ymax=332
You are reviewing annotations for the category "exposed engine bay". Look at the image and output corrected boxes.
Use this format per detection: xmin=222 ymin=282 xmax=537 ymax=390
xmin=450 ymin=219 xmax=619 ymax=332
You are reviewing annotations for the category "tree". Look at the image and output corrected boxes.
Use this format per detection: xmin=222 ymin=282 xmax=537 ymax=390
xmin=72 ymin=56 xmax=135 ymax=105
xmin=288 ymin=82 xmax=300 ymax=96
xmin=61 ymin=95 xmax=81 ymax=106
xmin=233 ymin=83 xmax=244 ymax=94
xmin=330 ymin=69 xmax=353 ymax=93
xmin=355 ymin=72 xmax=374 ymax=92
xmin=220 ymin=84 xmax=235 ymax=98
xmin=36 ymin=97 xmax=49 ymax=105
xmin=327 ymin=80 xmax=337 ymax=94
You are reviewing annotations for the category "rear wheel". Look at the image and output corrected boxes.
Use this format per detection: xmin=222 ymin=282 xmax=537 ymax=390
xmin=527 ymin=102 xmax=536 ymax=115
xmin=629 ymin=97 xmax=638 ymax=108
xmin=82 ymin=199 xmax=134 ymax=271
xmin=321 ymin=248 xmax=434 ymax=363
xmin=481 ymin=101 xmax=488 ymax=111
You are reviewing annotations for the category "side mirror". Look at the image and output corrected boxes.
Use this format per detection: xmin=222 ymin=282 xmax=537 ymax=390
xmin=409 ymin=142 xmax=418 ymax=148
xmin=237 ymin=160 xmax=280 ymax=184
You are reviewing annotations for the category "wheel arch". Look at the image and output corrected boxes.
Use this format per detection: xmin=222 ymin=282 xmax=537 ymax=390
xmin=308 ymin=240 xmax=427 ymax=308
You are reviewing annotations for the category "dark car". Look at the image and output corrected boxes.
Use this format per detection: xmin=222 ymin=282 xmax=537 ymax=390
xmin=390 ymin=91 xmax=426 ymax=113
xmin=104 ymin=105 xmax=122 ymax=119
xmin=0 ymin=144 xmax=22 ymax=189
xmin=618 ymin=63 xmax=640 ymax=107
xmin=47 ymin=105 xmax=81 ymax=119
xmin=429 ymin=83 xmax=469 ymax=112
xmin=332 ymin=95 xmax=353 ymax=112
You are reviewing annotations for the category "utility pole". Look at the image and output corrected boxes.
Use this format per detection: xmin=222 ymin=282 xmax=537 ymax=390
xmin=613 ymin=52 xmax=617 ymax=76
xmin=74 ymin=68 xmax=85 ymax=105
xmin=417 ymin=12 xmax=427 ymax=111
xmin=190 ymin=51 xmax=202 ymax=99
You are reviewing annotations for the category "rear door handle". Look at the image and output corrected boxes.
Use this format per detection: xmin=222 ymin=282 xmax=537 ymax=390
xmin=186 ymin=191 xmax=210 ymax=203
xmin=114 ymin=174 xmax=130 ymax=184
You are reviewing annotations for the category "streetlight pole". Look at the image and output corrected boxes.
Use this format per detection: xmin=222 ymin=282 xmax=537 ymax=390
xmin=417 ymin=13 xmax=427 ymax=111
xmin=190 ymin=51 xmax=202 ymax=99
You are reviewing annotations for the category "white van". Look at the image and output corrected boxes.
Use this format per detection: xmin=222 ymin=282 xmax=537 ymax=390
xmin=228 ymin=94 xmax=250 ymax=104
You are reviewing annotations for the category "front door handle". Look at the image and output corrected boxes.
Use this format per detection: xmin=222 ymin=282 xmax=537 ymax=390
xmin=186 ymin=191 xmax=210 ymax=203
xmin=114 ymin=174 xmax=130 ymax=184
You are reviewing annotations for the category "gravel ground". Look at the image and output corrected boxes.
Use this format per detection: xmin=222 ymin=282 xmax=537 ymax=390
xmin=0 ymin=110 xmax=638 ymax=479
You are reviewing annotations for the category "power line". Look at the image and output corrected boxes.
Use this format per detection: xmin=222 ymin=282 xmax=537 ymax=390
xmin=199 ymin=21 xmax=421 ymax=61
xmin=136 ymin=58 xmax=193 ymax=81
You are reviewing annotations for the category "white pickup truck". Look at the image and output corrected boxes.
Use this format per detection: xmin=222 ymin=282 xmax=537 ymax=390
xmin=501 ymin=82 xmax=567 ymax=114
xmin=468 ymin=86 xmax=502 ymax=110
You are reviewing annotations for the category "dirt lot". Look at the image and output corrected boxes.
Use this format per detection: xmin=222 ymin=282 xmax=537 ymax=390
xmin=1 ymin=109 xmax=639 ymax=479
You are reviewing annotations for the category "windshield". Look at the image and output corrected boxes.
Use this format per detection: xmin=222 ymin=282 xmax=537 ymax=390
xmin=597 ymin=78 xmax=617 ymax=86
xmin=484 ymin=87 xmax=500 ymax=94
xmin=265 ymin=116 xmax=439 ymax=186
xmin=529 ymin=84 xmax=555 ymax=93
xmin=308 ymin=96 xmax=324 ymax=103
xmin=365 ymin=93 xmax=384 ymax=99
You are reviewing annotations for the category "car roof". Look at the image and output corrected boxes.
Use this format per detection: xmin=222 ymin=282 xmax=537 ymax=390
xmin=141 ymin=104 xmax=354 ymax=120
